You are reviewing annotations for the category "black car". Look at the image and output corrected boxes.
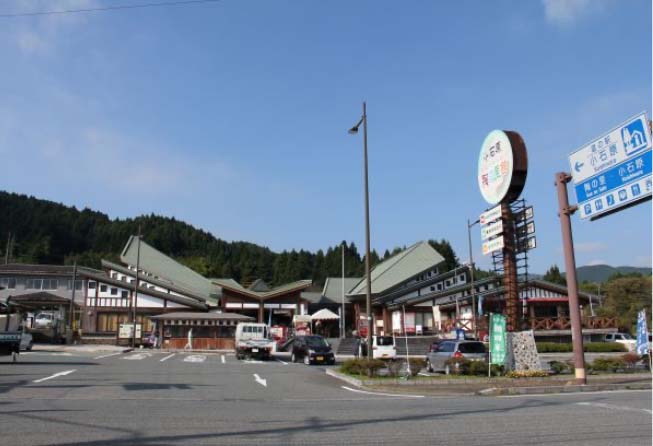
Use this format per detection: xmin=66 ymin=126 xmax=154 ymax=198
xmin=290 ymin=335 xmax=335 ymax=365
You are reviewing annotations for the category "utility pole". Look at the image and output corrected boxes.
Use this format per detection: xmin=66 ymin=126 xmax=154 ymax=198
xmin=467 ymin=219 xmax=480 ymax=339
xmin=132 ymin=228 xmax=142 ymax=348
xmin=4 ymin=232 xmax=10 ymax=265
xmin=555 ymin=172 xmax=586 ymax=385
xmin=341 ymin=243 xmax=346 ymax=339
xmin=69 ymin=261 xmax=77 ymax=344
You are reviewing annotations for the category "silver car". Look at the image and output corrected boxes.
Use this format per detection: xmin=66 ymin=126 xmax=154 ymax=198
xmin=426 ymin=340 xmax=486 ymax=374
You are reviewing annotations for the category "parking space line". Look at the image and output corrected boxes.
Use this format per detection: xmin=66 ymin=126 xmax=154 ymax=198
xmin=33 ymin=369 xmax=76 ymax=383
xmin=94 ymin=352 xmax=123 ymax=360
xmin=576 ymin=402 xmax=652 ymax=415
xmin=183 ymin=355 xmax=206 ymax=363
xmin=221 ymin=355 xmax=225 ymax=364
xmin=340 ymin=386 xmax=424 ymax=398
xmin=160 ymin=353 xmax=175 ymax=362
xmin=275 ymin=358 xmax=288 ymax=365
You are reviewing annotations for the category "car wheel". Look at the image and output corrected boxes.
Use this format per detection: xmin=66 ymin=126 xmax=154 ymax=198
xmin=291 ymin=353 xmax=297 ymax=363
xmin=26 ymin=342 xmax=33 ymax=352
xmin=427 ymin=359 xmax=433 ymax=373
xmin=303 ymin=354 xmax=310 ymax=365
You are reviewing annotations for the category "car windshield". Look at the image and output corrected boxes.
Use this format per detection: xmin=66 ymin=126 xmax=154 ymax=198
xmin=620 ymin=333 xmax=633 ymax=340
xmin=305 ymin=336 xmax=328 ymax=348
xmin=376 ymin=336 xmax=394 ymax=346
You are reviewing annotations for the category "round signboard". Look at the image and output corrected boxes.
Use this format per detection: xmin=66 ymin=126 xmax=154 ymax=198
xmin=477 ymin=130 xmax=528 ymax=204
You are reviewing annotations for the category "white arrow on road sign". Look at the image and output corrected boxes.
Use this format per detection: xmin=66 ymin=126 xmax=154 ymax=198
xmin=253 ymin=373 xmax=267 ymax=387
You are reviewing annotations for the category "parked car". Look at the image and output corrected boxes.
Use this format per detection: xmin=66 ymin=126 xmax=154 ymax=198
xmin=290 ymin=335 xmax=335 ymax=365
xmin=20 ymin=332 xmax=33 ymax=351
xmin=426 ymin=340 xmax=486 ymax=374
xmin=34 ymin=312 xmax=55 ymax=329
xmin=604 ymin=333 xmax=636 ymax=352
xmin=359 ymin=336 xmax=397 ymax=359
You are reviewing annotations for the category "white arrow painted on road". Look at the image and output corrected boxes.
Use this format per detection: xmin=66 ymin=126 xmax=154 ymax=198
xmin=94 ymin=352 xmax=123 ymax=360
xmin=253 ymin=373 xmax=267 ymax=387
xmin=33 ymin=369 xmax=76 ymax=383
xmin=183 ymin=355 xmax=206 ymax=363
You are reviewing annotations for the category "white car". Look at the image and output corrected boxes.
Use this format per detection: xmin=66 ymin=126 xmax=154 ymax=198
xmin=34 ymin=313 xmax=55 ymax=329
xmin=371 ymin=335 xmax=397 ymax=360
xmin=604 ymin=333 xmax=636 ymax=352
xmin=20 ymin=332 xmax=33 ymax=351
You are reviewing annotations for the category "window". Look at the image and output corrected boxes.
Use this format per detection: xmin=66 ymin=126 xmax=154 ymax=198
xmin=0 ymin=278 xmax=16 ymax=289
xmin=88 ymin=281 xmax=96 ymax=290
xmin=438 ymin=342 xmax=455 ymax=352
xmin=458 ymin=342 xmax=486 ymax=354
xmin=459 ymin=274 xmax=466 ymax=283
xmin=430 ymin=286 xmax=435 ymax=292
xmin=445 ymin=280 xmax=451 ymax=287
xmin=436 ymin=284 xmax=442 ymax=291
xmin=100 ymin=284 xmax=108 ymax=292
xmin=26 ymin=279 xmax=43 ymax=290
xmin=110 ymin=288 xmax=118 ymax=296
xmin=111 ymin=272 xmax=118 ymax=279
xmin=121 ymin=290 xmax=129 ymax=299
xmin=42 ymin=279 xmax=58 ymax=290
xmin=67 ymin=280 xmax=83 ymax=291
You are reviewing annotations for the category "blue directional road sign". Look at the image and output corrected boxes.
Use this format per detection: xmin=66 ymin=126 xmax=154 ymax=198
xmin=569 ymin=112 xmax=652 ymax=219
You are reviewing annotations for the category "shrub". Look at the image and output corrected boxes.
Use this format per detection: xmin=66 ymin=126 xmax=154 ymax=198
xmin=621 ymin=352 xmax=641 ymax=368
xmin=537 ymin=342 xmax=571 ymax=353
xmin=407 ymin=358 xmax=426 ymax=376
xmin=585 ymin=342 xmax=627 ymax=353
xmin=548 ymin=360 xmax=571 ymax=374
xmin=386 ymin=360 xmax=403 ymax=377
xmin=505 ymin=370 xmax=549 ymax=378
xmin=340 ymin=358 xmax=385 ymax=377
xmin=444 ymin=357 xmax=471 ymax=375
xmin=589 ymin=357 xmax=626 ymax=372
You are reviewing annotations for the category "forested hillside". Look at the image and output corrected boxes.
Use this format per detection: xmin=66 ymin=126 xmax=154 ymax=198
xmin=0 ymin=191 xmax=459 ymax=287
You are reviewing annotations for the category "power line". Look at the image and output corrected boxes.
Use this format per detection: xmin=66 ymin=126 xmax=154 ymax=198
xmin=0 ymin=0 xmax=222 ymax=18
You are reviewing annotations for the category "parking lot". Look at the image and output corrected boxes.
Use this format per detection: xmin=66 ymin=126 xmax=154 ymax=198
xmin=0 ymin=349 xmax=651 ymax=446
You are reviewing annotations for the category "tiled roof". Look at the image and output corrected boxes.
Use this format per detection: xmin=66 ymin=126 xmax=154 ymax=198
xmin=212 ymin=278 xmax=312 ymax=300
xmin=149 ymin=311 xmax=253 ymax=321
xmin=321 ymin=277 xmax=361 ymax=303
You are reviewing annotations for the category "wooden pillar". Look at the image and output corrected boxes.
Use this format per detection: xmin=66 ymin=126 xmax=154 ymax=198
xmin=382 ymin=307 xmax=390 ymax=336
xmin=258 ymin=302 xmax=264 ymax=323
xmin=354 ymin=303 xmax=360 ymax=334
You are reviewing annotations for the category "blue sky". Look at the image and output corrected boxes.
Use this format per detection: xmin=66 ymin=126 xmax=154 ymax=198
xmin=0 ymin=0 xmax=651 ymax=273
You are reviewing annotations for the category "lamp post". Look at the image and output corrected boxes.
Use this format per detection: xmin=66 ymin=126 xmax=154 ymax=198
xmin=349 ymin=101 xmax=373 ymax=359
xmin=467 ymin=218 xmax=480 ymax=339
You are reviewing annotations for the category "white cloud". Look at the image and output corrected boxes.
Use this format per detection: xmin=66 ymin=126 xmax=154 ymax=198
xmin=587 ymin=259 xmax=607 ymax=266
xmin=8 ymin=0 xmax=99 ymax=55
xmin=542 ymin=0 xmax=608 ymax=26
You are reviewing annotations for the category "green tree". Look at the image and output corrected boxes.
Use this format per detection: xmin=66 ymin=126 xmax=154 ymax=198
xmin=543 ymin=264 xmax=566 ymax=286
xmin=597 ymin=276 xmax=652 ymax=333
xmin=428 ymin=239 xmax=459 ymax=272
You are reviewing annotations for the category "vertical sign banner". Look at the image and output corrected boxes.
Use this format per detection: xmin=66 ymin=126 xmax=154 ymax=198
xmin=636 ymin=309 xmax=649 ymax=355
xmin=489 ymin=313 xmax=507 ymax=365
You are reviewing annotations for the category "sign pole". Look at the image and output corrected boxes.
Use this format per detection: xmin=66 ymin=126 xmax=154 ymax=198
xmin=501 ymin=204 xmax=519 ymax=332
xmin=555 ymin=172 xmax=586 ymax=385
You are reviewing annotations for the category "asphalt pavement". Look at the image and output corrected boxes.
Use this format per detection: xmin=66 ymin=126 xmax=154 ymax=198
xmin=0 ymin=350 xmax=651 ymax=446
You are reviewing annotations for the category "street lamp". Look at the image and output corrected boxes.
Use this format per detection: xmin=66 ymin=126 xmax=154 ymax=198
xmin=348 ymin=101 xmax=373 ymax=359
xmin=467 ymin=218 xmax=480 ymax=339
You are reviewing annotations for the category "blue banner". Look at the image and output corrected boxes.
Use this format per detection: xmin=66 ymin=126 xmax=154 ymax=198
xmin=636 ymin=310 xmax=649 ymax=355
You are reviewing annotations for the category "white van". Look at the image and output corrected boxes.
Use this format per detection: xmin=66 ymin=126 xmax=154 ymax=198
xmin=235 ymin=323 xmax=275 ymax=360
xmin=371 ymin=335 xmax=396 ymax=360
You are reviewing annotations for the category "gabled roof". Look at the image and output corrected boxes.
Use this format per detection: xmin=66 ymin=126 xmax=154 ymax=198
xmin=0 ymin=263 xmax=103 ymax=276
xmin=348 ymin=241 xmax=445 ymax=296
xmin=212 ymin=278 xmax=312 ymax=301
xmin=150 ymin=312 xmax=253 ymax=321
xmin=101 ymin=259 xmax=209 ymax=303
xmin=120 ymin=236 xmax=218 ymax=304
xmin=322 ymin=277 xmax=361 ymax=303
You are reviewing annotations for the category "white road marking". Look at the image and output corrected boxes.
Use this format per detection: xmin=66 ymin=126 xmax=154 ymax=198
xmin=275 ymin=358 xmax=288 ymax=365
xmin=253 ymin=373 xmax=267 ymax=387
xmin=94 ymin=352 xmax=123 ymax=360
xmin=160 ymin=353 xmax=175 ymax=362
xmin=33 ymin=369 xmax=76 ymax=383
xmin=418 ymin=372 xmax=430 ymax=377
xmin=340 ymin=386 xmax=424 ymax=398
xmin=576 ymin=402 xmax=652 ymax=415
xmin=221 ymin=355 xmax=225 ymax=364
xmin=499 ymin=389 xmax=651 ymax=399
xmin=183 ymin=355 xmax=206 ymax=363
xmin=243 ymin=359 xmax=264 ymax=364
xmin=123 ymin=353 xmax=151 ymax=360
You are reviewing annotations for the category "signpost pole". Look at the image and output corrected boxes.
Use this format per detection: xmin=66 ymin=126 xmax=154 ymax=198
xmin=555 ymin=172 xmax=586 ymax=385
xmin=501 ymin=203 xmax=519 ymax=332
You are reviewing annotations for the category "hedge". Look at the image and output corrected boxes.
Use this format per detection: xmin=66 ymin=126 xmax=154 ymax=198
xmin=536 ymin=342 xmax=627 ymax=353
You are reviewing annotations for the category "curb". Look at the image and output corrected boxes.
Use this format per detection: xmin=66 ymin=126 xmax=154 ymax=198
xmin=325 ymin=368 xmax=364 ymax=387
xmin=477 ymin=381 xmax=652 ymax=396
